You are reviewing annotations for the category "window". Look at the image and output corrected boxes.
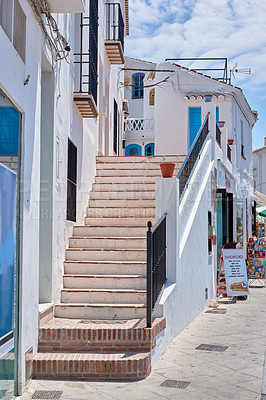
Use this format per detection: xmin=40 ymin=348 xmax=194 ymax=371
xmin=125 ymin=144 xmax=142 ymax=156
xmin=113 ymin=99 xmax=118 ymax=155
xmin=145 ymin=143 xmax=154 ymax=156
xmin=241 ymin=120 xmax=245 ymax=158
xmin=0 ymin=0 xmax=26 ymax=62
xmin=67 ymin=139 xmax=77 ymax=222
xmin=208 ymin=211 xmax=212 ymax=254
xmin=149 ymin=88 xmax=155 ymax=106
xmin=132 ymin=73 xmax=145 ymax=99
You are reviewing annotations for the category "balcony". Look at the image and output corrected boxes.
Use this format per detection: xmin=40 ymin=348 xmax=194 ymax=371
xmin=125 ymin=118 xmax=155 ymax=138
xmin=73 ymin=9 xmax=98 ymax=118
xmin=105 ymin=3 xmax=125 ymax=64
xmin=45 ymin=0 xmax=85 ymax=13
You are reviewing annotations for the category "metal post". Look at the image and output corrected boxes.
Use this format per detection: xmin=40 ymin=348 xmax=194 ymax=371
xmin=147 ymin=221 xmax=152 ymax=328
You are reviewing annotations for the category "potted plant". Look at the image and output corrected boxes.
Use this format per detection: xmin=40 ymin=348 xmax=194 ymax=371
xmin=204 ymin=94 xmax=212 ymax=102
xmin=228 ymin=139 xmax=234 ymax=145
xmin=160 ymin=162 xmax=175 ymax=178
xmin=217 ymin=121 xmax=225 ymax=128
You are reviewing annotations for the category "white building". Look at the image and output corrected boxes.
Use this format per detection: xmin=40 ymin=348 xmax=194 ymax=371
xmin=0 ymin=0 xmax=128 ymax=395
xmin=253 ymin=137 xmax=266 ymax=195
xmin=123 ymin=57 xmax=156 ymax=156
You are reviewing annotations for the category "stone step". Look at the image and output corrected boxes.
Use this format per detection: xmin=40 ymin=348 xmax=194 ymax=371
xmin=54 ymin=303 xmax=146 ymax=320
xmin=63 ymin=274 xmax=146 ymax=290
xmin=33 ymin=351 xmax=151 ymax=380
xmin=96 ymin=169 xmax=162 ymax=177
xmin=90 ymin=191 xmax=155 ymax=200
xmin=66 ymin=249 xmax=146 ymax=261
xmin=95 ymin=176 xmax=157 ymax=184
xmin=86 ymin=207 xmax=155 ymax=218
xmin=38 ymin=317 xmax=166 ymax=353
xmin=73 ymin=225 xmax=147 ymax=237
xmin=92 ymin=183 xmax=155 ymax=192
xmin=96 ymin=162 xmax=182 ymax=170
xmin=61 ymin=288 xmax=146 ymax=304
xmin=84 ymin=217 xmax=155 ymax=227
xmin=64 ymin=261 xmax=146 ymax=276
xmin=89 ymin=199 xmax=155 ymax=208
xmin=69 ymin=237 xmax=146 ymax=249
xmin=96 ymin=155 xmax=185 ymax=163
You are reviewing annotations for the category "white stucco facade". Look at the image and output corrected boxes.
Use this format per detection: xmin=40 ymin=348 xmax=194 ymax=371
xmin=253 ymin=139 xmax=266 ymax=195
xmin=0 ymin=0 xmax=127 ymax=393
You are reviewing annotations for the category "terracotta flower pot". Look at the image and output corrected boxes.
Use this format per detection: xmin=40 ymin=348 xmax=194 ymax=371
xmin=228 ymin=139 xmax=234 ymax=145
xmin=204 ymin=94 xmax=212 ymax=102
xmin=160 ymin=162 xmax=175 ymax=178
xmin=218 ymin=121 xmax=225 ymax=128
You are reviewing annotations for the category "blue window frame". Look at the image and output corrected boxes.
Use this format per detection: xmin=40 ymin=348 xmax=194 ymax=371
xmin=0 ymin=107 xmax=19 ymax=156
xmin=145 ymin=143 xmax=154 ymax=156
xmin=125 ymin=144 xmax=142 ymax=156
xmin=132 ymin=73 xmax=145 ymax=99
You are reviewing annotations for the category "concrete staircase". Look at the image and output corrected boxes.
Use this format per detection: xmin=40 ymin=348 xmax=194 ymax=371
xmin=33 ymin=155 xmax=185 ymax=380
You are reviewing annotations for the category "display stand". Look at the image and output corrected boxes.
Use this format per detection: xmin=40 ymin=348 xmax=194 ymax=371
xmin=247 ymin=237 xmax=266 ymax=287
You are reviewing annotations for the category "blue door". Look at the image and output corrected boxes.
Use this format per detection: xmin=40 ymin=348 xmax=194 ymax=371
xmin=145 ymin=143 xmax=154 ymax=156
xmin=125 ymin=144 xmax=142 ymax=156
xmin=189 ymin=108 xmax=201 ymax=148
xmin=216 ymin=107 xmax=219 ymax=124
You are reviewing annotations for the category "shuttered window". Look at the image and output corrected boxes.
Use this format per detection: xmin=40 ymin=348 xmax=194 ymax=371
xmin=13 ymin=0 xmax=26 ymax=62
xmin=67 ymin=139 xmax=77 ymax=222
xmin=0 ymin=0 xmax=26 ymax=63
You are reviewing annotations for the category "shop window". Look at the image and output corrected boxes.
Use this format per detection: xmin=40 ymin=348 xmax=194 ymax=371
xmin=67 ymin=139 xmax=77 ymax=222
xmin=149 ymin=88 xmax=155 ymax=106
xmin=132 ymin=73 xmax=145 ymax=99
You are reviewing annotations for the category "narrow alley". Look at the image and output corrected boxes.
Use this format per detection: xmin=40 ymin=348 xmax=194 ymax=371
xmin=18 ymin=286 xmax=266 ymax=400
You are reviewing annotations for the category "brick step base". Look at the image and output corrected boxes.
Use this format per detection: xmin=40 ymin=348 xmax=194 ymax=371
xmin=38 ymin=317 xmax=166 ymax=353
xmin=33 ymin=351 xmax=151 ymax=380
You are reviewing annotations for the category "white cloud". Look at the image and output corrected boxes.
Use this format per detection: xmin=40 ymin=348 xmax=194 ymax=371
xmin=125 ymin=0 xmax=266 ymax=148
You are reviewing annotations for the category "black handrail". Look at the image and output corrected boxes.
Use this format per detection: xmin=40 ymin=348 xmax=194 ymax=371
xmin=227 ymin=144 xmax=232 ymax=162
xmin=177 ymin=113 xmax=210 ymax=198
xmin=105 ymin=3 xmax=124 ymax=50
xmin=216 ymin=124 xmax=222 ymax=147
xmin=147 ymin=214 xmax=167 ymax=328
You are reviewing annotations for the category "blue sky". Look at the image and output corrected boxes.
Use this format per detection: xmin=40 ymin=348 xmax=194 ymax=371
xmin=125 ymin=0 xmax=266 ymax=149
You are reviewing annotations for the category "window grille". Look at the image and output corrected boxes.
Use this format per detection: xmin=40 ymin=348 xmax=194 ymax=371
xmin=67 ymin=139 xmax=77 ymax=222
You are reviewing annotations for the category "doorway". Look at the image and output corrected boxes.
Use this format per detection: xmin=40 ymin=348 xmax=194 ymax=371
xmin=0 ymin=88 xmax=22 ymax=398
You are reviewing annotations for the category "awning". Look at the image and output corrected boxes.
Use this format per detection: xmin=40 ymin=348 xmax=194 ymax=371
xmin=254 ymin=190 xmax=266 ymax=207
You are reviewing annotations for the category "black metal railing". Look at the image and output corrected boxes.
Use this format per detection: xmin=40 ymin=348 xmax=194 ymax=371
xmin=227 ymin=144 xmax=232 ymax=162
xmin=147 ymin=214 xmax=167 ymax=328
xmin=216 ymin=124 xmax=222 ymax=147
xmin=105 ymin=3 xmax=124 ymax=50
xmin=74 ymin=0 xmax=98 ymax=104
xmin=177 ymin=113 xmax=210 ymax=198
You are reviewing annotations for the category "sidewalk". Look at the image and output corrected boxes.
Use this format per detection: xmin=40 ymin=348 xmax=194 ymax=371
xmin=18 ymin=286 xmax=266 ymax=400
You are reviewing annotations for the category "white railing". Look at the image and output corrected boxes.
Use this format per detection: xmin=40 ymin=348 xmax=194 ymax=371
xmin=124 ymin=118 xmax=155 ymax=132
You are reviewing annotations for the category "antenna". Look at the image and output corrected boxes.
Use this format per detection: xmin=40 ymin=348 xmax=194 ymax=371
xmin=229 ymin=63 xmax=251 ymax=84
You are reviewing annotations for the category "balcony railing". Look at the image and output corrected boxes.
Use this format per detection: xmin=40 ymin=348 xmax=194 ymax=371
xmin=177 ymin=113 xmax=210 ymax=198
xmin=146 ymin=214 xmax=167 ymax=328
xmin=124 ymin=118 xmax=155 ymax=132
xmin=216 ymin=124 xmax=222 ymax=147
xmin=105 ymin=3 xmax=125 ymax=64
xmin=73 ymin=3 xmax=98 ymax=118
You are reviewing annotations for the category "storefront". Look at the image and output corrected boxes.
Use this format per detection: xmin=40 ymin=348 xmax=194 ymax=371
xmin=0 ymin=88 xmax=21 ymax=399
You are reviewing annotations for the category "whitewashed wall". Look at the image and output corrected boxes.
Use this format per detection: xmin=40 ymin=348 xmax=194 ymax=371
xmin=0 ymin=0 xmax=126 ymax=393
